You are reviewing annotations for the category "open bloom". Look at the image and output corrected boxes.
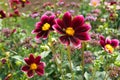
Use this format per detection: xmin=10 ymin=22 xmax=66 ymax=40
xmin=99 ymin=35 xmax=119 ymax=54
xmin=32 ymin=14 xmax=55 ymax=40
xmin=0 ymin=10 xmax=6 ymax=19
xmin=53 ymin=12 xmax=91 ymax=48
xmin=89 ymin=0 xmax=100 ymax=7
xmin=21 ymin=54 xmax=45 ymax=78
xmin=9 ymin=0 xmax=20 ymax=10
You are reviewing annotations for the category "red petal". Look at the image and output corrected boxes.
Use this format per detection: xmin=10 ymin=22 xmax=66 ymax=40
xmin=42 ymin=31 xmax=49 ymax=40
xmin=35 ymin=65 xmax=44 ymax=76
xmin=59 ymin=36 xmax=70 ymax=46
xmin=100 ymin=40 xmax=105 ymax=47
xmin=29 ymin=54 xmax=35 ymax=63
xmin=105 ymin=38 xmax=111 ymax=44
xmin=75 ymin=32 xmax=91 ymax=41
xmin=24 ymin=58 xmax=31 ymax=65
xmin=75 ymin=24 xmax=91 ymax=33
xmin=36 ymin=31 xmax=44 ymax=39
xmin=27 ymin=70 xmax=34 ymax=78
xmin=70 ymin=37 xmax=81 ymax=48
xmin=111 ymin=39 xmax=119 ymax=48
xmin=41 ymin=15 xmax=49 ymax=23
xmin=72 ymin=15 xmax=84 ymax=28
xmin=35 ymin=22 xmax=42 ymax=29
xmin=21 ymin=65 xmax=30 ymax=72
xmin=56 ymin=19 xmax=66 ymax=29
xmin=63 ymin=12 xmax=72 ymax=27
xmin=35 ymin=56 xmax=41 ymax=64
xmin=53 ymin=24 xmax=65 ymax=34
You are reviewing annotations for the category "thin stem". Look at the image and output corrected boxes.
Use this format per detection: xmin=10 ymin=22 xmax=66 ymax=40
xmin=67 ymin=46 xmax=74 ymax=80
xmin=81 ymin=42 xmax=85 ymax=80
xmin=48 ymin=35 xmax=65 ymax=80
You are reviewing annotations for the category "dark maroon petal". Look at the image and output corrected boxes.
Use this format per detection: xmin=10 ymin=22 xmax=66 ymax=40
xmin=55 ymin=19 xmax=66 ymax=29
xmin=105 ymin=38 xmax=111 ymax=44
xmin=42 ymin=31 xmax=49 ymax=40
xmin=35 ymin=22 xmax=43 ymax=29
xmin=35 ymin=56 xmax=41 ymax=64
xmin=100 ymin=40 xmax=105 ymax=47
xmin=35 ymin=65 xmax=44 ymax=76
xmin=24 ymin=58 xmax=31 ymax=65
xmin=27 ymin=70 xmax=34 ymax=78
xmin=75 ymin=24 xmax=91 ymax=33
xmin=72 ymin=15 xmax=84 ymax=28
xmin=21 ymin=65 xmax=30 ymax=72
xmin=99 ymin=35 xmax=105 ymax=41
xmin=75 ymin=32 xmax=91 ymax=41
xmin=111 ymin=39 xmax=119 ymax=48
xmin=31 ymin=29 xmax=40 ymax=34
xmin=70 ymin=37 xmax=81 ymax=48
xmin=59 ymin=36 xmax=70 ymax=46
xmin=63 ymin=12 xmax=72 ymax=27
xmin=29 ymin=54 xmax=35 ymax=63
xmin=41 ymin=15 xmax=49 ymax=24
xmin=48 ymin=15 xmax=55 ymax=25
xmin=53 ymin=24 xmax=65 ymax=34
xmin=36 ymin=31 xmax=44 ymax=39
xmin=38 ymin=62 xmax=46 ymax=68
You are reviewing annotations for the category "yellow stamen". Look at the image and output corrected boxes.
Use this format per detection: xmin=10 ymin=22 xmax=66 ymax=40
xmin=30 ymin=63 xmax=37 ymax=70
xmin=0 ymin=14 xmax=2 ymax=18
xmin=65 ymin=27 xmax=75 ymax=36
xmin=105 ymin=44 xmax=114 ymax=53
xmin=22 ymin=0 xmax=26 ymax=2
xmin=42 ymin=23 xmax=50 ymax=31
xmin=92 ymin=1 xmax=97 ymax=6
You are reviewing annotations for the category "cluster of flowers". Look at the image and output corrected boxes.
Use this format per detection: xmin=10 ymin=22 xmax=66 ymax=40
xmin=0 ymin=0 xmax=30 ymax=19
xmin=21 ymin=11 xmax=120 ymax=78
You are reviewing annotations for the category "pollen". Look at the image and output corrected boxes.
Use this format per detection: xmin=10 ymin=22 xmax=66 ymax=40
xmin=30 ymin=63 xmax=37 ymax=70
xmin=42 ymin=23 xmax=50 ymax=31
xmin=22 ymin=0 xmax=26 ymax=2
xmin=66 ymin=27 xmax=75 ymax=36
xmin=0 ymin=14 xmax=2 ymax=18
xmin=92 ymin=1 xmax=97 ymax=6
xmin=105 ymin=44 xmax=114 ymax=53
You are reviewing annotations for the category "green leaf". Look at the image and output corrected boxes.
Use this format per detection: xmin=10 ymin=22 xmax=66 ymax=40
xmin=11 ymin=55 xmax=24 ymax=63
xmin=40 ymin=50 xmax=51 ymax=58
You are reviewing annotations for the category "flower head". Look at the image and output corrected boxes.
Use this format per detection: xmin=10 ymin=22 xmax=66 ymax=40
xmin=32 ymin=14 xmax=55 ymax=40
xmin=21 ymin=54 xmax=45 ymax=78
xmin=89 ymin=0 xmax=100 ymax=7
xmin=53 ymin=12 xmax=91 ymax=48
xmin=9 ymin=0 xmax=20 ymax=10
xmin=0 ymin=10 xmax=6 ymax=19
xmin=99 ymin=35 xmax=119 ymax=54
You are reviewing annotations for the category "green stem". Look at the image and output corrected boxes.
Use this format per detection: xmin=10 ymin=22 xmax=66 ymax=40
xmin=67 ymin=46 xmax=74 ymax=80
xmin=48 ymin=35 xmax=65 ymax=80
xmin=81 ymin=42 xmax=85 ymax=80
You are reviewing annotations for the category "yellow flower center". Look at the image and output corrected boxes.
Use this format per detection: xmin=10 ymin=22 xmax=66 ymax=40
xmin=0 ymin=14 xmax=2 ymax=18
xmin=42 ymin=23 xmax=50 ymax=31
xmin=30 ymin=63 xmax=37 ymax=70
xmin=92 ymin=1 xmax=97 ymax=6
xmin=65 ymin=27 xmax=75 ymax=36
xmin=22 ymin=0 xmax=26 ymax=2
xmin=105 ymin=44 xmax=114 ymax=53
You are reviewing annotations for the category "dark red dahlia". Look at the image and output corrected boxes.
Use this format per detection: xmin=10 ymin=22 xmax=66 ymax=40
xmin=99 ymin=35 xmax=119 ymax=54
xmin=21 ymin=54 xmax=45 ymax=78
xmin=53 ymin=12 xmax=91 ymax=48
xmin=9 ymin=0 xmax=20 ymax=10
xmin=0 ymin=10 xmax=6 ymax=19
xmin=32 ymin=14 xmax=55 ymax=40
